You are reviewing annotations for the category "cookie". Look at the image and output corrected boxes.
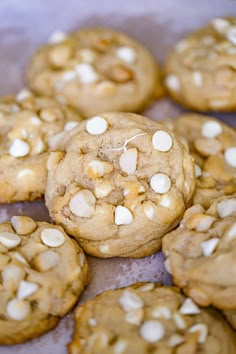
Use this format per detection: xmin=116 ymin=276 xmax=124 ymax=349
xmin=0 ymin=215 xmax=89 ymax=344
xmin=162 ymin=195 xmax=236 ymax=327
xmin=163 ymin=114 xmax=236 ymax=208
xmin=0 ymin=90 xmax=82 ymax=203
xmin=165 ymin=17 xmax=236 ymax=111
xmin=27 ymin=28 xmax=163 ymax=117
xmin=68 ymin=282 xmax=236 ymax=354
xmin=45 ymin=112 xmax=195 ymax=258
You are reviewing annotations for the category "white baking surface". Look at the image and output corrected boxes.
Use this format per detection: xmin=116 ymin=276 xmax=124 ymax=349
xmin=0 ymin=0 xmax=235 ymax=353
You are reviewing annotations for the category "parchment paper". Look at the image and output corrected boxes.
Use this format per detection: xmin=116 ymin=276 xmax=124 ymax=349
xmin=0 ymin=1 xmax=235 ymax=352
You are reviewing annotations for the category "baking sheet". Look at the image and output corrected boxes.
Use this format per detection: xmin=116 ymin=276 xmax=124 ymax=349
xmin=0 ymin=0 xmax=235 ymax=353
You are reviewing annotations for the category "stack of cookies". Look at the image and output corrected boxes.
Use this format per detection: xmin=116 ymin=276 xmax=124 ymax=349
xmin=0 ymin=18 xmax=236 ymax=353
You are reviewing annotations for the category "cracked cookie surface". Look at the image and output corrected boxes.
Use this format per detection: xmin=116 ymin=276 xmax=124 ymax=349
xmin=68 ymin=282 xmax=236 ymax=354
xmin=165 ymin=17 xmax=236 ymax=111
xmin=27 ymin=27 xmax=163 ymax=117
xmin=45 ymin=113 xmax=195 ymax=258
xmin=0 ymin=90 xmax=82 ymax=203
xmin=0 ymin=215 xmax=89 ymax=344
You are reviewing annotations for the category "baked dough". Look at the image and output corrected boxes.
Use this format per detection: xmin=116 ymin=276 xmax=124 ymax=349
xmin=68 ymin=283 xmax=236 ymax=354
xmin=0 ymin=90 xmax=82 ymax=203
xmin=45 ymin=112 xmax=195 ymax=258
xmin=162 ymin=114 xmax=236 ymax=208
xmin=165 ymin=17 xmax=236 ymax=111
xmin=0 ymin=216 xmax=89 ymax=344
xmin=163 ymin=195 xmax=236 ymax=326
xmin=27 ymin=27 xmax=163 ymax=117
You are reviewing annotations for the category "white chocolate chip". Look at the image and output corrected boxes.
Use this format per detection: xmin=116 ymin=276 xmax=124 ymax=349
xmin=119 ymin=289 xmax=143 ymax=312
xmin=9 ymin=139 xmax=30 ymax=157
xmin=168 ymin=334 xmax=185 ymax=347
xmin=195 ymin=164 xmax=202 ymax=178
xmin=143 ymin=203 xmax=155 ymax=220
xmin=217 ymin=198 xmax=236 ymax=218
xmin=0 ymin=232 xmax=21 ymax=249
xmin=2 ymin=265 xmax=25 ymax=290
xmin=138 ymin=283 xmax=155 ymax=291
xmin=87 ymin=160 xmax=105 ymax=177
xmin=10 ymin=252 xmax=28 ymax=265
xmin=86 ymin=116 xmax=108 ymax=135
xmin=30 ymin=116 xmax=42 ymax=126
xmin=17 ymin=280 xmax=39 ymax=299
xmin=76 ymin=63 xmax=98 ymax=84
xmin=192 ymin=71 xmax=203 ymax=87
xmin=11 ymin=104 xmax=20 ymax=113
xmin=6 ymin=298 xmax=31 ymax=320
xmin=16 ymin=89 xmax=31 ymax=101
xmin=99 ymin=244 xmax=110 ymax=254
xmin=17 ymin=169 xmax=34 ymax=179
xmin=125 ymin=308 xmax=143 ymax=325
xmin=34 ymin=139 xmax=45 ymax=154
xmin=195 ymin=215 xmax=215 ymax=232
xmin=40 ymin=228 xmax=65 ymax=247
xmin=173 ymin=313 xmax=186 ymax=329
xmin=175 ymin=39 xmax=189 ymax=52
xmin=211 ymin=18 xmax=229 ymax=33
xmin=69 ymin=190 xmax=96 ymax=218
xmin=116 ymin=46 xmax=136 ymax=63
xmin=140 ymin=320 xmax=165 ymax=343
xmin=115 ymin=205 xmax=133 ymax=225
xmin=150 ymin=173 xmax=171 ymax=194
xmin=62 ymin=70 xmax=77 ymax=81
xmin=138 ymin=185 xmax=145 ymax=193
xmin=21 ymin=129 xmax=28 ymax=139
xmin=201 ymin=121 xmax=223 ymax=139
xmin=94 ymin=182 xmax=113 ymax=198
xmin=188 ymin=323 xmax=208 ymax=343
xmin=179 ymin=298 xmax=201 ymax=315
xmin=113 ymin=340 xmax=127 ymax=354
xmin=226 ymin=222 xmax=236 ymax=240
xmin=159 ymin=195 xmax=171 ymax=208
xmin=165 ymin=75 xmax=180 ymax=91
xmin=88 ymin=318 xmax=97 ymax=327
xmin=226 ymin=26 xmax=236 ymax=45
xmin=201 ymin=238 xmax=219 ymax=257
xmin=79 ymin=49 xmax=96 ymax=63
xmin=64 ymin=121 xmax=79 ymax=131
xmin=119 ymin=148 xmax=137 ymax=175
xmin=152 ymin=306 xmax=171 ymax=319
xmin=152 ymin=130 xmax=173 ymax=152
xmin=11 ymin=216 xmax=37 ymax=235
xmin=224 ymin=147 xmax=236 ymax=167
xmin=48 ymin=30 xmax=67 ymax=43
xmin=32 ymin=250 xmax=60 ymax=272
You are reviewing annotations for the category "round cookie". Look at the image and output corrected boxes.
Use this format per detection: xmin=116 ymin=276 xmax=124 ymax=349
xmin=165 ymin=17 xmax=236 ymax=111
xmin=164 ymin=114 xmax=236 ymax=208
xmin=45 ymin=112 xmax=195 ymax=258
xmin=68 ymin=282 xmax=236 ymax=354
xmin=162 ymin=194 xmax=236 ymax=327
xmin=0 ymin=89 xmax=82 ymax=203
xmin=0 ymin=215 xmax=89 ymax=344
xmin=27 ymin=28 xmax=163 ymax=117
